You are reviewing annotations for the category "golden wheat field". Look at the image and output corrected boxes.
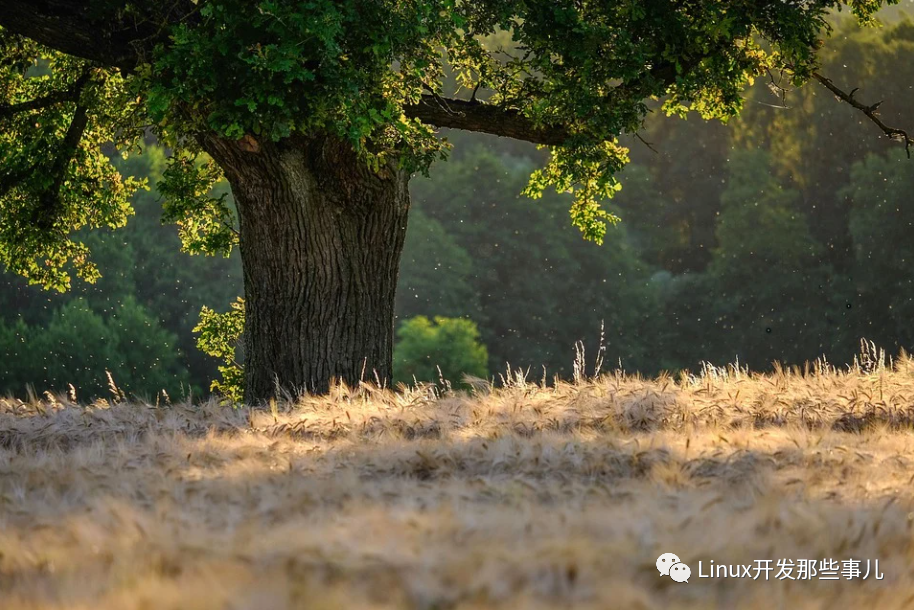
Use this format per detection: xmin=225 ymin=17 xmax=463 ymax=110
xmin=5 ymin=354 xmax=914 ymax=609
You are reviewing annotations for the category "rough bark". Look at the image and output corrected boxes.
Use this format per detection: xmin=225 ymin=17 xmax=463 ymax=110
xmin=202 ymin=134 xmax=410 ymax=403
xmin=0 ymin=1 xmax=163 ymax=70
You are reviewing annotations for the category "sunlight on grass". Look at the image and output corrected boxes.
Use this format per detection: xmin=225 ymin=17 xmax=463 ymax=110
xmin=3 ymin=352 xmax=914 ymax=608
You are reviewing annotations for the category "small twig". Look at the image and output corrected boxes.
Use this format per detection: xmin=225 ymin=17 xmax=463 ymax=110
xmin=812 ymin=71 xmax=912 ymax=158
xmin=420 ymin=82 xmax=460 ymax=116
xmin=469 ymin=81 xmax=482 ymax=104
xmin=221 ymin=220 xmax=240 ymax=236
xmin=765 ymin=68 xmax=791 ymax=107
xmin=634 ymin=132 xmax=659 ymax=154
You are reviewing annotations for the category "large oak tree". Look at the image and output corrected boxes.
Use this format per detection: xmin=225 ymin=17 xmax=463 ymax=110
xmin=0 ymin=0 xmax=904 ymax=402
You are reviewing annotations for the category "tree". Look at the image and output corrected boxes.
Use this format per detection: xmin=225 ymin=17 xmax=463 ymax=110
xmin=393 ymin=316 xmax=488 ymax=386
xmin=661 ymin=151 xmax=856 ymax=370
xmin=845 ymin=149 xmax=914 ymax=352
xmin=736 ymin=17 xmax=914 ymax=268
xmin=0 ymin=1 xmax=904 ymax=403
xmin=410 ymin=144 xmax=657 ymax=375
xmin=623 ymin=116 xmax=732 ymax=273
xmin=395 ymin=208 xmax=479 ymax=322
xmin=0 ymin=296 xmax=187 ymax=398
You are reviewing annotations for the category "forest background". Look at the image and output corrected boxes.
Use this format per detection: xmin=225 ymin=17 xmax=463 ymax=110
xmin=3 ymin=14 xmax=914 ymax=399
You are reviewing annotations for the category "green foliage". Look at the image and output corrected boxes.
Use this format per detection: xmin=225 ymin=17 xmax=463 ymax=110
xmin=523 ymin=141 xmax=626 ymax=243
xmin=845 ymin=149 xmax=914 ymax=347
xmin=0 ymin=297 xmax=186 ymax=399
xmin=0 ymin=1 xmax=902 ymax=285
xmin=407 ymin=142 xmax=658 ymax=375
xmin=133 ymin=0 xmax=894 ymax=239
xmin=159 ymin=151 xmax=238 ymax=257
xmin=145 ymin=0 xmax=450 ymax=170
xmin=0 ymin=31 xmax=145 ymax=290
xmin=396 ymin=208 xmax=480 ymax=320
xmin=393 ymin=316 xmax=488 ymax=386
xmin=194 ymin=297 xmax=245 ymax=402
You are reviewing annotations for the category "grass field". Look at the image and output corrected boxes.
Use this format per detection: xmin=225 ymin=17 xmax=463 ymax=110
xmin=4 ymin=353 xmax=914 ymax=608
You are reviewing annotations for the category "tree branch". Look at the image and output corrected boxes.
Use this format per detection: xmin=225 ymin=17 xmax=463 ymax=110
xmin=0 ymin=70 xmax=92 ymax=119
xmin=0 ymin=1 xmax=164 ymax=70
xmin=0 ymin=69 xmax=93 ymax=207
xmin=0 ymin=68 xmax=93 ymax=229
xmin=404 ymin=95 xmax=570 ymax=146
xmin=404 ymin=58 xmax=688 ymax=146
xmin=32 ymin=99 xmax=89 ymax=229
xmin=812 ymin=71 xmax=912 ymax=158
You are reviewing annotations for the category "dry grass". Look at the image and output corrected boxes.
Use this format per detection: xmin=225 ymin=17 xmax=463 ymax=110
xmin=4 ymin=354 xmax=914 ymax=608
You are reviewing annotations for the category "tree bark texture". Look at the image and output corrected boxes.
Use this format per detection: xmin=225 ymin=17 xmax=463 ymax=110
xmin=203 ymin=135 xmax=410 ymax=403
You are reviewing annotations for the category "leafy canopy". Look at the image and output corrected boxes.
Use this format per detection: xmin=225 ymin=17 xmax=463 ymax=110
xmin=0 ymin=0 xmax=897 ymax=288
xmin=0 ymin=34 xmax=144 ymax=290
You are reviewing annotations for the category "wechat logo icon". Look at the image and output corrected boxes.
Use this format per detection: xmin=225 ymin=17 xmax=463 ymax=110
xmin=657 ymin=552 xmax=691 ymax=583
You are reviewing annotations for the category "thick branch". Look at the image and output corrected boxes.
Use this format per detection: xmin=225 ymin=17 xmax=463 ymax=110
xmin=404 ymin=59 xmax=684 ymax=146
xmin=0 ymin=1 xmax=161 ymax=70
xmin=812 ymin=72 xmax=912 ymax=157
xmin=30 ymin=100 xmax=89 ymax=229
xmin=0 ymin=70 xmax=92 ymax=228
xmin=404 ymin=95 xmax=570 ymax=146
xmin=0 ymin=70 xmax=91 ymax=119
xmin=1 ymin=69 xmax=92 ymax=203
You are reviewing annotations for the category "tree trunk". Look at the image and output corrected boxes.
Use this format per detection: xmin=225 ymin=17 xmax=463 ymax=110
xmin=202 ymin=134 xmax=410 ymax=403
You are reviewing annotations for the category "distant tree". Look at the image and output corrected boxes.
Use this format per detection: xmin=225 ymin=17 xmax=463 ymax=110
xmin=411 ymin=145 xmax=658 ymax=375
xmin=27 ymin=299 xmax=121 ymax=398
xmin=625 ymin=115 xmax=732 ymax=273
xmin=737 ymin=17 xmax=914 ymax=267
xmin=845 ymin=149 xmax=914 ymax=352
xmin=0 ymin=296 xmax=186 ymax=399
xmin=611 ymin=164 xmax=685 ymax=270
xmin=396 ymin=208 xmax=480 ymax=321
xmin=663 ymin=151 xmax=855 ymax=369
xmin=106 ymin=296 xmax=189 ymax=398
xmin=0 ymin=1 xmax=904 ymax=402
xmin=393 ymin=316 xmax=488 ymax=386
xmin=711 ymin=151 xmax=823 ymax=279
xmin=0 ymin=317 xmax=31 ymax=394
